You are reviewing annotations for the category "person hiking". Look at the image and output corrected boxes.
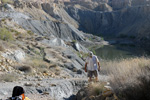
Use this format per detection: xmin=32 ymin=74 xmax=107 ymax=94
xmin=85 ymin=52 xmax=101 ymax=82
xmin=7 ymin=86 xmax=30 ymax=100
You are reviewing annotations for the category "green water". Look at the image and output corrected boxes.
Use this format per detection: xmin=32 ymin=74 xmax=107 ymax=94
xmin=95 ymin=45 xmax=145 ymax=60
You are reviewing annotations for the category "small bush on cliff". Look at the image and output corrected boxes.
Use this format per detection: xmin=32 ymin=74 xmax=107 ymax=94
xmin=27 ymin=30 xmax=34 ymax=35
xmin=72 ymin=40 xmax=77 ymax=43
xmin=0 ymin=27 xmax=14 ymax=41
xmin=77 ymin=51 xmax=88 ymax=59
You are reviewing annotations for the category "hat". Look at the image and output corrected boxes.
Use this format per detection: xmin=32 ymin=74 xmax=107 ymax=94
xmin=89 ymin=52 xmax=93 ymax=56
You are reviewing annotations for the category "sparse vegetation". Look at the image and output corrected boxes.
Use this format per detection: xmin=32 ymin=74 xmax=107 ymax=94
xmin=0 ymin=27 xmax=14 ymax=41
xmin=0 ymin=73 xmax=18 ymax=82
xmin=26 ymin=57 xmax=51 ymax=74
xmin=1 ymin=0 xmax=13 ymax=4
xmin=101 ymin=37 xmax=104 ymax=41
xmin=1 ymin=18 xmax=6 ymax=22
xmin=29 ymin=57 xmax=49 ymax=69
xmin=27 ymin=30 xmax=34 ymax=35
xmin=10 ymin=29 xmax=21 ymax=36
xmin=101 ymin=57 xmax=150 ymax=100
xmin=88 ymin=82 xmax=107 ymax=96
xmin=0 ymin=45 xmax=5 ymax=51
xmin=77 ymin=51 xmax=88 ymax=59
xmin=88 ymin=45 xmax=98 ymax=55
xmin=88 ymin=37 xmax=92 ymax=41
xmin=92 ymin=49 xmax=96 ymax=55
xmin=72 ymin=40 xmax=77 ymax=43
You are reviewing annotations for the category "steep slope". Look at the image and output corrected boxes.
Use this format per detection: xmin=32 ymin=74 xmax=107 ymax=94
xmin=65 ymin=3 xmax=150 ymax=38
xmin=0 ymin=1 xmax=103 ymax=100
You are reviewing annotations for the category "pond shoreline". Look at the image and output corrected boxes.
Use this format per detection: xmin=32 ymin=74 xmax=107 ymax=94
xmin=91 ymin=39 xmax=148 ymax=60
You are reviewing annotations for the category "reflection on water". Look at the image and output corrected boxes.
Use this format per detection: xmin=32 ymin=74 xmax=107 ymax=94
xmin=95 ymin=45 xmax=145 ymax=60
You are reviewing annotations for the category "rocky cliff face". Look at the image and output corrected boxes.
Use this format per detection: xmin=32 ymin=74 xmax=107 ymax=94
xmin=65 ymin=0 xmax=150 ymax=38
xmin=63 ymin=0 xmax=150 ymax=53
xmin=60 ymin=0 xmax=150 ymax=51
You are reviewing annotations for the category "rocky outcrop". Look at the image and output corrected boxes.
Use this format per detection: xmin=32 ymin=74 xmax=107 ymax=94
xmin=0 ymin=78 xmax=87 ymax=100
xmin=1 ymin=49 xmax=25 ymax=62
xmin=0 ymin=55 xmax=16 ymax=72
xmin=75 ymin=82 xmax=118 ymax=100
xmin=16 ymin=19 xmax=84 ymax=41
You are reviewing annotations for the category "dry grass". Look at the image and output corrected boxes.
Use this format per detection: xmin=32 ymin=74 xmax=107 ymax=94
xmin=0 ymin=73 xmax=18 ymax=82
xmin=101 ymin=57 xmax=150 ymax=100
xmin=88 ymin=82 xmax=107 ymax=96
xmin=0 ymin=27 xmax=14 ymax=41
xmin=28 ymin=57 xmax=49 ymax=68
xmin=26 ymin=57 xmax=51 ymax=74
xmin=0 ymin=45 xmax=5 ymax=51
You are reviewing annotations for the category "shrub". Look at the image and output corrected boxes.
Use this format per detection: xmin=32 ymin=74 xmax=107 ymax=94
xmin=0 ymin=45 xmax=5 ymax=51
xmin=27 ymin=30 xmax=34 ymax=35
xmin=102 ymin=57 xmax=150 ymax=100
xmin=101 ymin=37 xmax=104 ymax=41
xmin=92 ymin=49 xmax=96 ymax=55
xmin=72 ymin=40 xmax=77 ymax=43
xmin=17 ymin=66 xmax=32 ymax=73
xmin=1 ymin=0 xmax=13 ymax=4
xmin=10 ymin=29 xmax=21 ymax=36
xmin=89 ymin=37 xmax=92 ymax=41
xmin=29 ymin=57 xmax=49 ymax=69
xmin=1 ymin=18 xmax=6 ymax=22
xmin=88 ymin=82 xmax=107 ymax=96
xmin=77 ymin=51 xmax=88 ymax=59
xmin=0 ymin=27 xmax=14 ymax=41
xmin=15 ymin=31 xmax=21 ymax=36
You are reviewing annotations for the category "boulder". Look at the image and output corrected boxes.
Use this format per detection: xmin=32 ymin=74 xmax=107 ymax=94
xmin=72 ymin=42 xmax=88 ymax=52
xmin=75 ymin=83 xmax=118 ymax=100
xmin=2 ymin=50 xmax=25 ymax=62
xmin=41 ymin=37 xmax=67 ymax=47
xmin=14 ymin=0 xmax=24 ymax=8
xmin=4 ymin=4 xmax=14 ymax=11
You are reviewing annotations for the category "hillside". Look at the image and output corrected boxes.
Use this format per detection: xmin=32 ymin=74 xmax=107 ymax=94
xmin=0 ymin=0 xmax=150 ymax=100
xmin=0 ymin=0 xmax=103 ymax=99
